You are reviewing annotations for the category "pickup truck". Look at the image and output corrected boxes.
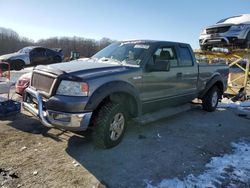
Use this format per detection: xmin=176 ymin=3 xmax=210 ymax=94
xmin=23 ymin=40 xmax=229 ymax=148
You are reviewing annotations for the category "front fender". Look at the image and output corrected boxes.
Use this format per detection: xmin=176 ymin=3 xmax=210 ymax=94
xmin=85 ymin=81 xmax=142 ymax=116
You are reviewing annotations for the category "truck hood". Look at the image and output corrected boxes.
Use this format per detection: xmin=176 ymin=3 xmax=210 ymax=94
xmin=0 ymin=52 xmax=26 ymax=60
xmin=40 ymin=58 xmax=138 ymax=79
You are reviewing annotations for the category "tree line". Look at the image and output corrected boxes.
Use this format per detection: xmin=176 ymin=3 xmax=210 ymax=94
xmin=0 ymin=27 xmax=114 ymax=58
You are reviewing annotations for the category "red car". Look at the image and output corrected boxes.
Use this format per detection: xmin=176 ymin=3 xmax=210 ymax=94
xmin=15 ymin=72 xmax=31 ymax=95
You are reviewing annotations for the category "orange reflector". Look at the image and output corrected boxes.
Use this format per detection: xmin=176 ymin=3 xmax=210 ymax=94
xmin=80 ymin=83 xmax=89 ymax=93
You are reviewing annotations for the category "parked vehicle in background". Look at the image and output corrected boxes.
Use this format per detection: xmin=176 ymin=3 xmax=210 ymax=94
xmin=23 ymin=40 xmax=229 ymax=149
xmin=15 ymin=72 xmax=31 ymax=96
xmin=0 ymin=46 xmax=63 ymax=70
xmin=199 ymin=14 xmax=250 ymax=50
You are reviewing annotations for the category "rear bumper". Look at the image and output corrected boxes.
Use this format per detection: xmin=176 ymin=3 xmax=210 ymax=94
xmin=22 ymin=87 xmax=92 ymax=131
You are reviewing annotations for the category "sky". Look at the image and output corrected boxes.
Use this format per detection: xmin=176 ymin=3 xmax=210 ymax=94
xmin=0 ymin=0 xmax=250 ymax=49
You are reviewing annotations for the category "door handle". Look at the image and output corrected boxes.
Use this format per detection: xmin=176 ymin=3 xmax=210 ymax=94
xmin=176 ymin=72 xmax=182 ymax=78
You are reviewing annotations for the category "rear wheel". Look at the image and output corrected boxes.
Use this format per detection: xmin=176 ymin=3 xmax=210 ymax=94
xmin=241 ymin=32 xmax=250 ymax=49
xmin=11 ymin=60 xmax=25 ymax=70
xmin=200 ymin=45 xmax=212 ymax=51
xmin=54 ymin=56 xmax=62 ymax=63
xmin=202 ymin=86 xmax=220 ymax=112
xmin=92 ymin=102 xmax=127 ymax=149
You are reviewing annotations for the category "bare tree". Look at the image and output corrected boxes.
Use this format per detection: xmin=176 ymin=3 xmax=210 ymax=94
xmin=0 ymin=27 xmax=114 ymax=58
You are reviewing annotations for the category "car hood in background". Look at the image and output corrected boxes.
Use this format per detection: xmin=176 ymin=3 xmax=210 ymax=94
xmin=205 ymin=23 xmax=234 ymax=29
xmin=0 ymin=52 xmax=26 ymax=60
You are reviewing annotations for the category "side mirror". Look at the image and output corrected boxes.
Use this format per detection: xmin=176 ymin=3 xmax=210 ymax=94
xmin=147 ymin=59 xmax=170 ymax=72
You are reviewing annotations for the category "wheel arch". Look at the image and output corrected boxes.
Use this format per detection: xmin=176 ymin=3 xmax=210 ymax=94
xmin=10 ymin=59 xmax=25 ymax=70
xmin=85 ymin=81 xmax=142 ymax=118
xmin=199 ymin=75 xmax=225 ymax=99
xmin=243 ymin=28 xmax=250 ymax=39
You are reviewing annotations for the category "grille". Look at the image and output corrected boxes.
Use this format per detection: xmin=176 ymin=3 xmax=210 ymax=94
xmin=206 ymin=26 xmax=231 ymax=34
xmin=31 ymin=72 xmax=55 ymax=94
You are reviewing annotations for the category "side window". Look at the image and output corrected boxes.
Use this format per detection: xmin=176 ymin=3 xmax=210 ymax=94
xmin=179 ymin=46 xmax=193 ymax=66
xmin=46 ymin=49 xmax=54 ymax=57
xmin=33 ymin=48 xmax=46 ymax=56
xmin=153 ymin=47 xmax=178 ymax=67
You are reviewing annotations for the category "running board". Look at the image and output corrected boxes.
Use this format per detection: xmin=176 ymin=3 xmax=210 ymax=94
xmin=134 ymin=103 xmax=193 ymax=125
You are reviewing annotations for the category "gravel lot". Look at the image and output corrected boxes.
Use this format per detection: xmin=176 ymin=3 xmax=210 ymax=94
xmin=0 ymin=103 xmax=250 ymax=188
xmin=1 ymin=70 xmax=250 ymax=188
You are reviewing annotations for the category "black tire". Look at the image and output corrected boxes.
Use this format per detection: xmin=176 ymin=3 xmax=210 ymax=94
xmin=92 ymin=102 xmax=127 ymax=149
xmin=54 ymin=56 xmax=62 ymax=63
xmin=11 ymin=60 xmax=25 ymax=70
xmin=202 ymin=86 xmax=220 ymax=112
xmin=244 ymin=32 xmax=250 ymax=49
xmin=200 ymin=45 xmax=212 ymax=51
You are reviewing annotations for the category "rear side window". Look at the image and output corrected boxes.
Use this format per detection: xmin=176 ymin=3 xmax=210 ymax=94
xmin=179 ymin=46 xmax=193 ymax=66
xmin=153 ymin=47 xmax=178 ymax=67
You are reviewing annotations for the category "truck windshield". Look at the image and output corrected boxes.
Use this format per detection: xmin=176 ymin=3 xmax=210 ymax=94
xmin=92 ymin=42 xmax=151 ymax=66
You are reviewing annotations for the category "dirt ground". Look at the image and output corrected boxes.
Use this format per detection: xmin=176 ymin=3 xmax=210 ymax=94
xmin=1 ymin=102 xmax=250 ymax=188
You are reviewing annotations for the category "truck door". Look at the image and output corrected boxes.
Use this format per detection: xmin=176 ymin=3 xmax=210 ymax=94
xmin=141 ymin=45 xmax=183 ymax=112
xmin=175 ymin=44 xmax=198 ymax=101
xmin=30 ymin=48 xmax=47 ymax=65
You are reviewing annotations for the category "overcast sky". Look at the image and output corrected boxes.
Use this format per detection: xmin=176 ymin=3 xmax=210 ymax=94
xmin=0 ymin=0 xmax=249 ymax=48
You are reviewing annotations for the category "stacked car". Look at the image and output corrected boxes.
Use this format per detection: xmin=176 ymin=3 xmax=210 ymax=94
xmin=199 ymin=14 xmax=250 ymax=50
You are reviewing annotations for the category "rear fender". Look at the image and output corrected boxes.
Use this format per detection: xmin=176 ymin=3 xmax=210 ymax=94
xmin=199 ymin=75 xmax=224 ymax=99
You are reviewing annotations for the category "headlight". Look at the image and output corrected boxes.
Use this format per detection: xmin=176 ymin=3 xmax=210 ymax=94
xmin=56 ymin=80 xmax=89 ymax=96
xmin=231 ymin=24 xmax=246 ymax=31
xmin=201 ymin=29 xmax=206 ymax=35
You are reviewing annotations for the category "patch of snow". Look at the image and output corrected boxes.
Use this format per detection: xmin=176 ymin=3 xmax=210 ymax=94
xmin=240 ymin=100 xmax=250 ymax=107
xmin=145 ymin=140 xmax=250 ymax=188
xmin=9 ymin=67 xmax=33 ymax=82
xmin=217 ymin=98 xmax=241 ymax=108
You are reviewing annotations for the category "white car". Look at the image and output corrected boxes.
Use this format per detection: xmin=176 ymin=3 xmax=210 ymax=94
xmin=199 ymin=14 xmax=250 ymax=50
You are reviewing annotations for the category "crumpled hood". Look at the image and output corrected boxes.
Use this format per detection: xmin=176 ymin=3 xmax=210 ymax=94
xmin=41 ymin=58 xmax=137 ymax=79
xmin=0 ymin=52 xmax=26 ymax=60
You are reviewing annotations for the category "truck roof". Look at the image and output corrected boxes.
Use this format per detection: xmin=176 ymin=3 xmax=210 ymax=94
xmin=120 ymin=39 xmax=190 ymax=46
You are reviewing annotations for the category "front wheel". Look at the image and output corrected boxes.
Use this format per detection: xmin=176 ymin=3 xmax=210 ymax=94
xmin=11 ymin=60 xmax=25 ymax=70
xmin=244 ymin=32 xmax=250 ymax=49
xmin=92 ymin=102 xmax=127 ymax=149
xmin=202 ymin=86 xmax=220 ymax=112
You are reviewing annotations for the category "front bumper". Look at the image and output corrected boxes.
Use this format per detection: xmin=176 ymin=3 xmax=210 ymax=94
xmin=199 ymin=30 xmax=247 ymax=47
xmin=22 ymin=87 xmax=92 ymax=131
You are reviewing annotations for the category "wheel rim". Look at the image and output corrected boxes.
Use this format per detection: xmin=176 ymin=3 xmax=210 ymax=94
xmin=109 ymin=113 xmax=125 ymax=141
xmin=212 ymin=91 xmax=218 ymax=107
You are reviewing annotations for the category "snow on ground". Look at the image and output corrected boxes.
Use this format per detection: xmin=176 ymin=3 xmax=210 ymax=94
xmin=9 ymin=67 xmax=33 ymax=82
xmin=218 ymin=98 xmax=250 ymax=118
xmin=218 ymin=98 xmax=250 ymax=109
xmin=145 ymin=140 xmax=250 ymax=188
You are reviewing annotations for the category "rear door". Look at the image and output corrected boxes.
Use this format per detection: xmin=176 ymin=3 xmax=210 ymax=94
xmin=176 ymin=44 xmax=198 ymax=99
xmin=29 ymin=48 xmax=47 ymax=65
